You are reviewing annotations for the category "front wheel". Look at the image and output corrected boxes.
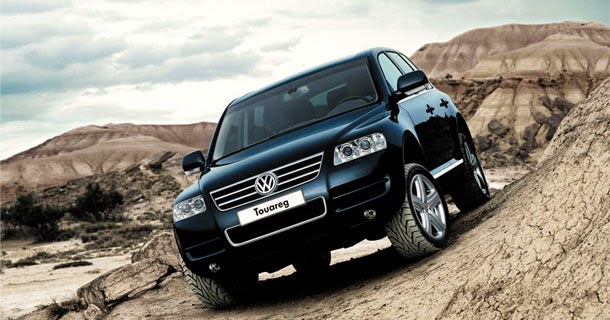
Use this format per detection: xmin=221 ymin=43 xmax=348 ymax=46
xmin=385 ymin=164 xmax=449 ymax=259
xmin=450 ymin=133 xmax=490 ymax=212
xmin=180 ymin=259 xmax=256 ymax=309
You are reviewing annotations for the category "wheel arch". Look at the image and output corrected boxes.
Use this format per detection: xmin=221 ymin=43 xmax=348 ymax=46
xmin=455 ymin=113 xmax=477 ymax=154
xmin=401 ymin=130 xmax=426 ymax=167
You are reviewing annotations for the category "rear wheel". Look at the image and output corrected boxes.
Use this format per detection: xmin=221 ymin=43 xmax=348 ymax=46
xmin=180 ymin=259 xmax=256 ymax=309
xmin=450 ymin=133 xmax=490 ymax=212
xmin=385 ymin=164 xmax=449 ymax=259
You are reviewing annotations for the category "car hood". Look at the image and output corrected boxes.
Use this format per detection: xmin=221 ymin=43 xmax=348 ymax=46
xmin=199 ymin=104 xmax=388 ymax=194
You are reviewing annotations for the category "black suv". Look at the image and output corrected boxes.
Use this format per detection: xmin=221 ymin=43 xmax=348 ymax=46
xmin=173 ymin=47 xmax=490 ymax=308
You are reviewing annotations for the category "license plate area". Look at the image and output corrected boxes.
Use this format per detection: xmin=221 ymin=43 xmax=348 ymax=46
xmin=237 ymin=190 xmax=305 ymax=226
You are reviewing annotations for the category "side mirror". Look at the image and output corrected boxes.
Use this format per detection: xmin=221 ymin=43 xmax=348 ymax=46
xmin=182 ymin=150 xmax=206 ymax=176
xmin=397 ymin=70 xmax=429 ymax=94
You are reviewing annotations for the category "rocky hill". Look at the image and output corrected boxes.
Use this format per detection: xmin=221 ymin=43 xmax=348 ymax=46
xmin=0 ymin=122 xmax=216 ymax=203
xmin=410 ymin=21 xmax=610 ymax=167
xmin=411 ymin=21 xmax=610 ymax=78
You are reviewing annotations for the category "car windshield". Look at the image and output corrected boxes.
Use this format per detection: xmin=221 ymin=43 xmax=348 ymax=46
xmin=212 ymin=59 xmax=378 ymax=160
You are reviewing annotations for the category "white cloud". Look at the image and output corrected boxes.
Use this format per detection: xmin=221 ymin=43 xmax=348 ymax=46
xmin=1 ymin=0 xmax=608 ymax=160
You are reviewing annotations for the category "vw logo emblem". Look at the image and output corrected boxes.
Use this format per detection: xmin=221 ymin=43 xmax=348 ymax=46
xmin=254 ymin=173 xmax=278 ymax=195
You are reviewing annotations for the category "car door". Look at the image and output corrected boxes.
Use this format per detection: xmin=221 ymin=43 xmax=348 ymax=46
xmin=378 ymin=52 xmax=451 ymax=170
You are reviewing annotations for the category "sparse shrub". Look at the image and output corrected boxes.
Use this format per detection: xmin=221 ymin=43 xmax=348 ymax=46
xmin=55 ymin=228 xmax=77 ymax=241
xmin=53 ymin=260 xmax=92 ymax=270
xmin=46 ymin=297 xmax=85 ymax=318
xmin=10 ymin=258 xmax=38 ymax=268
xmin=73 ymin=183 xmax=124 ymax=222
xmin=29 ymin=251 xmax=54 ymax=260
xmin=2 ymin=194 xmax=66 ymax=242
xmin=0 ymin=259 xmax=12 ymax=269
xmin=82 ymin=222 xmax=119 ymax=233
xmin=9 ymin=251 xmax=58 ymax=268
xmin=10 ymin=251 xmax=62 ymax=268
xmin=84 ymin=224 xmax=156 ymax=249
xmin=80 ymin=233 xmax=98 ymax=243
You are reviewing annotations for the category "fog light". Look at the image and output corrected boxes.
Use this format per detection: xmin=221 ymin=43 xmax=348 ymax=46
xmin=364 ymin=209 xmax=376 ymax=220
xmin=209 ymin=263 xmax=221 ymax=273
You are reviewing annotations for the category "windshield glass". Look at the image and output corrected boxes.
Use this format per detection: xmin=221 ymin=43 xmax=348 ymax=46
xmin=212 ymin=59 xmax=378 ymax=160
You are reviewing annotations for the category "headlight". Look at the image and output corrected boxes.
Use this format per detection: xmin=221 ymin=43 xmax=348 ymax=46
xmin=334 ymin=133 xmax=387 ymax=165
xmin=173 ymin=195 xmax=206 ymax=222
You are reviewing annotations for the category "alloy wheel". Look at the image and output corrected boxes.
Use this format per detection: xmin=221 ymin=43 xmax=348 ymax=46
xmin=409 ymin=174 xmax=447 ymax=240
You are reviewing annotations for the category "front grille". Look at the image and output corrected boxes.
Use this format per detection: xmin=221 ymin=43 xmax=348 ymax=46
xmin=210 ymin=153 xmax=323 ymax=211
xmin=225 ymin=197 xmax=326 ymax=246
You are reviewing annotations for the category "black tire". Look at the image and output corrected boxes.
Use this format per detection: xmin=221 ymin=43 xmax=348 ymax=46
xmin=180 ymin=259 xmax=256 ymax=309
xmin=293 ymin=250 xmax=331 ymax=274
xmin=450 ymin=133 xmax=490 ymax=212
xmin=385 ymin=164 xmax=449 ymax=259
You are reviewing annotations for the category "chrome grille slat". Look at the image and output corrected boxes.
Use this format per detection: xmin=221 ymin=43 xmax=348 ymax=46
xmin=214 ymin=185 xmax=255 ymax=201
xmin=278 ymin=170 xmax=318 ymax=186
xmin=217 ymin=191 xmax=258 ymax=207
xmin=277 ymin=161 xmax=320 ymax=178
xmin=210 ymin=152 xmax=323 ymax=211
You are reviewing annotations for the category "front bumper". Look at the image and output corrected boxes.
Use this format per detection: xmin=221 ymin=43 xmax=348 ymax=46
xmin=174 ymin=149 xmax=404 ymax=276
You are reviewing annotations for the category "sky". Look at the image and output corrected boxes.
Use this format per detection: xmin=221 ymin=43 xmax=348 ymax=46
xmin=1 ymin=0 xmax=609 ymax=160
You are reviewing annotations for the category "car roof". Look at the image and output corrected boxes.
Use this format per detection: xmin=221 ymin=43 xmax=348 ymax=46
xmin=228 ymin=47 xmax=393 ymax=107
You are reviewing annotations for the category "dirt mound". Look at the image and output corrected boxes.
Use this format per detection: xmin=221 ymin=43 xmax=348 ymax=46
xmin=30 ymin=77 xmax=608 ymax=320
xmin=411 ymin=21 xmax=610 ymax=78
xmin=3 ymin=122 xmax=216 ymax=162
xmin=0 ymin=122 xmax=215 ymax=203
xmin=466 ymin=34 xmax=610 ymax=78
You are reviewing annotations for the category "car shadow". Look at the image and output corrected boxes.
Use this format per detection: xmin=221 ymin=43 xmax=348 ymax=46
xmin=235 ymin=194 xmax=500 ymax=307
xmin=241 ymin=247 xmax=406 ymax=306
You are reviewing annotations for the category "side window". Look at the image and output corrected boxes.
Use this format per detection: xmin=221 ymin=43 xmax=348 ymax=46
xmin=387 ymin=52 xmax=414 ymax=73
xmin=399 ymin=53 xmax=418 ymax=71
xmin=253 ymin=105 xmax=264 ymax=127
xmin=378 ymin=53 xmax=402 ymax=91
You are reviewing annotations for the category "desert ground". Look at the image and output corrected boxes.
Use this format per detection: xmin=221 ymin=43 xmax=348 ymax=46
xmin=0 ymin=167 xmax=526 ymax=320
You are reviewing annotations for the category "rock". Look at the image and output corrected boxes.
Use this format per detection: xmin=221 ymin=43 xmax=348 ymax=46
xmin=521 ymin=123 xmax=541 ymax=151
xmin=546 ymin=114 xmax=565 ymax=140
xmin=83 ymin=304 xmax=103 ymax=320
xmin=553 ymin=97 xmax=575 ymax=113
xmin=131 ymin=230 xmax=181 ymax=271
xmin=476 ymin=135 xmax=492 ymax=151
xmin=487 ymin=120 xmax=509 ymax=137
xmin=77 ymin=259 xmax=169 ymax=311
xmin=530 ymin=104 xmax=551 ymax=124
xmin=147 ymin=151 xmax=176 ymax=169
